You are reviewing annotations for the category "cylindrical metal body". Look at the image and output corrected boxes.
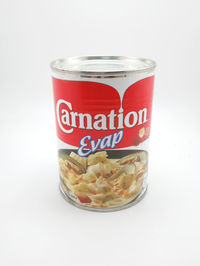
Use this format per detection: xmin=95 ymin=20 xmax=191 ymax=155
xmin=51 ymin=56 xmax=156 ymax=211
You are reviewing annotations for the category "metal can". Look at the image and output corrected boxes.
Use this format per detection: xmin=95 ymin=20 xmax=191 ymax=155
xmin=50 ymin=56 xmax=156 ymax=212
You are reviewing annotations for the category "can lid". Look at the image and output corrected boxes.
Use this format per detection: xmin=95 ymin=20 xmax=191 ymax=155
xmin=50 ymin=56 xmax=156 ymax=76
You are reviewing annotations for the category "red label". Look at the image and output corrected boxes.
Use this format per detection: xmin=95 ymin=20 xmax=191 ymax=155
xmin=52 ymin=76 xmax=154 ymax=155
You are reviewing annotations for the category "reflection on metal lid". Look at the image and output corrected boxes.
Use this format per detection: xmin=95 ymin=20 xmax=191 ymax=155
xmin=50 ymin=56 xmax=156 ymax=76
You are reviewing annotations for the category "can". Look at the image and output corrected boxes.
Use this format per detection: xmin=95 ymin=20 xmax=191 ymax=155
xmin=50 ymin=56 xmax=156 ymax=212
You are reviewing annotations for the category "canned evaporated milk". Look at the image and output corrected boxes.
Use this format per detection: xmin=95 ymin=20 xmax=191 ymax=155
xmin=50 ymin=56 xmax=156 ymax=212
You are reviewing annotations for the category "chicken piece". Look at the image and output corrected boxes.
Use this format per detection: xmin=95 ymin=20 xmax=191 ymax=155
xmin=88 ymin=151 xmax=108 ymax=166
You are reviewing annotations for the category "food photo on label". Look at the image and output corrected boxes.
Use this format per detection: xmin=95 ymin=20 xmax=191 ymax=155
xmin=59 ymin=150 xmax=147 ymax=208
xmin=50 ymin=56 xmax=156 ymax=212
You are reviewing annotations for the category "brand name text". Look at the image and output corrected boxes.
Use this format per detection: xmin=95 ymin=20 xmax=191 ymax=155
xmin=56 ymin=99 xmax=148 ymax=134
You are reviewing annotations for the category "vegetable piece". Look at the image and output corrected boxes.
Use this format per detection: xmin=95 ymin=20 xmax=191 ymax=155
xmin=75 ymin=192 xmax=92 ymax=203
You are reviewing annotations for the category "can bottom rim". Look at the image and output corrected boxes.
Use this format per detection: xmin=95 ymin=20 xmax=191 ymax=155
xmin=59 ymin=184 xmax=148 ymax=212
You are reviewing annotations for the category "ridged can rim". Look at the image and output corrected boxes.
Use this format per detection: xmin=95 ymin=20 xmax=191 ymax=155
xmin=50 ymin=56 xmax=156 ymax=77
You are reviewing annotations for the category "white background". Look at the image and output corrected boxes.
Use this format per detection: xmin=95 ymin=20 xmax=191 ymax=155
xmin=1 ymin=0 xmax=200 ymax=265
